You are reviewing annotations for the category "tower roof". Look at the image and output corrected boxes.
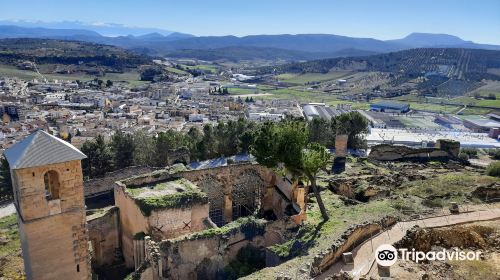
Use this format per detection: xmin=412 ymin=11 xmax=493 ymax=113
xmin=4 ymin=130 xmax=86 ymax=170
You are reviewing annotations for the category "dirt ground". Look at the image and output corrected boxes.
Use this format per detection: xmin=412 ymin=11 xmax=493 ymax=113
xmin=371 ymin=220 xmax=500 ymax=280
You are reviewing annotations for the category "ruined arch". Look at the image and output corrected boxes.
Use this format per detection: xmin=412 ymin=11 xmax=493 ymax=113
xmin=43 ymin=170 xmax=60 ymax=200
xmin=231 ymin=169 xmax=265 ymax=220
xmin=197 ymin=175 xmax=225 ymax=226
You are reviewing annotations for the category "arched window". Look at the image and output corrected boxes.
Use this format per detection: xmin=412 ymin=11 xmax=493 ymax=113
xmin=44 ymin=170 xmax=60 ymax=200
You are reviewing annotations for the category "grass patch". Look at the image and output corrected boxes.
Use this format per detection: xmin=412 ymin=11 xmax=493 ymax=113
xmin=396 ymin=172 xmax=499 ymax=206
xmin=127 ymin=178 xmax=208 ymax=216
xmin=0 ymin=214 xmax=24 ymax=279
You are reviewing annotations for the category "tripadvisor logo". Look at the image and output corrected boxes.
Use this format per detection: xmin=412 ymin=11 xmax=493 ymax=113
xmin=375 ymin=244 xmax=482 ymax=266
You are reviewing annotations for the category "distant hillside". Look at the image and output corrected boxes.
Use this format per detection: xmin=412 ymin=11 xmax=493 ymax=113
xmin=260 ymin=48 xmax=500 ymax=82
xmin=164 ymin=46 xmax=378 ymax=61
xmin=0 ymin=25 xmax=499 ymax=61
xmin=0 ymin=25 xmax=101 ymax=38
xmin=0 ymin=38 xmax=151 ymax=73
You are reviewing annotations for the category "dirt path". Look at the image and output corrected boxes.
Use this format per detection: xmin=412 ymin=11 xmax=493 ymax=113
xmin=317 ymin=206 xmax=500 ymax=280
xmin=0 ymin=203 xmax=15 ymax=218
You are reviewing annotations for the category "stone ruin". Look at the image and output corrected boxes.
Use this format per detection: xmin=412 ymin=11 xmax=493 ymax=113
xmin=368 ymin=139 xmax=460 ymax=162
xmin=96 ymin=163 xmax=308 ymax=279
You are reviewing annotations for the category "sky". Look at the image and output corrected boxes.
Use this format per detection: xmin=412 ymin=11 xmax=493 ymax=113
xmin=1 ymin=0 xmax=499 ymax=44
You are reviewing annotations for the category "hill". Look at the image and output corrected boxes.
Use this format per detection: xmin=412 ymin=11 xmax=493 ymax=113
xmin=164 ymin=46 xmax=378 ymax=61
xmin=1 ymin=25 xmax=499 ymax=61
xmin=261 ymin=48 xmax=500 ymax=81
xmin=0 ymin=38 xmax=151 ymax=75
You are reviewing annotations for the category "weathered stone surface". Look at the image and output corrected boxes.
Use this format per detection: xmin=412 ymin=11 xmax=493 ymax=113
xmin=12 ymin=160 xmax=90 ymax=280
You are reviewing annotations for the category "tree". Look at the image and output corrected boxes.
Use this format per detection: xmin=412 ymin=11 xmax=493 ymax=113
xmin=186 ymin=127 xmax=204 ymax=160
xmin=0 ymin=155 xmax=12 ymax=197
xmin=309 ymin=118 xmax=333 ymax=147
xmin=154 ymin=130 xmax=186 ymax=166
xmin=301 ymin=143 xmax=330 ymax=220
xmin=331 ymin=112 xmax=369 ymax=149
xmin=252 ymin=121 xmax=329 ymax=220
xmin=132 ymin=131 xmax=155 ymax=166
xmin=81 ymin=135 xmax=112 ymax=178
xmin=110 ymin=130 xmax=135 ymax=169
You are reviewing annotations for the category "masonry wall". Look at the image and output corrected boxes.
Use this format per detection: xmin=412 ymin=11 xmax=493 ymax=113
xmin=84 ymin=166 xmax=157 ymax=198
xmin=87 ymin=206 xmax=121 ymax=268
xmin=159 ymin=219 xmax=296 ymax=280
xmin=114 ymin=183 xmax=210 ymax=268
xmin=13 ymin=160 xmax=90 ymax=280
xmin=114 ymin=185 xmax=149 ymax=268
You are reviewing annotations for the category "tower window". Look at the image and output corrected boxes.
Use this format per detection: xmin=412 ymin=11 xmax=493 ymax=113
xmin=43 ymin=170 xmax=60 ymax=200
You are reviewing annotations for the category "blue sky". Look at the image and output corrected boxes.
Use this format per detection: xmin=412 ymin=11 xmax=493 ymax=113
xmin=1 ymin=0 xmax=499 ymax=44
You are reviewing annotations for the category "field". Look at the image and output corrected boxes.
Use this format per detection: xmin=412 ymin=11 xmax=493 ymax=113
xmin=276 ymin=71 xmax=352 ymax=85
xmin=179 ymin=64 xmax=219 ymax=74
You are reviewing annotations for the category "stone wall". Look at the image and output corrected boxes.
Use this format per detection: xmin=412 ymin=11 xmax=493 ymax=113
xmin=114 ymin=183 xmax=210 ymax=268
xmin=87 ymin=206 xmax=121 ymax=269
xmin=309 ymin=216 xmax=397 ymax=276
xmin=158 ymin=218 xmax=296 ymax=280
xmin=12 ymin=160 xmax=90 ymax=280
xmin=368 ymin=139 xmax=460 ymax=161
xmin=84 ymin=166 xmax=158 ymax=198
xmin=120 ymin=164 xmax=280 ymax=225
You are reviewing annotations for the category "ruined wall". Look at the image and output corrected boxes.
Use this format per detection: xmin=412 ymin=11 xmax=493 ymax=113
xmin=87 ymin=206 xmax=121 ymax=268
xmin=309 ymin=216 xmax=397 ymax=276
xmin=13 ymin=160 xmax=90 ymax=280
xmin=84 ymin=166 xmax=158 ymax=198
xmin=120 ymin=164 xmax=277 ymax=226
xmin=158 ymin=219 xmax=296 ymax=280
xmin=114 ymin=185 xmax=150 ymax=268
xmin=369 ymin=139 xmax=460 ymax=161
xmin=114 ymin=183 xmax=210 ymax=268
xmin=149 ymin=204 xmax=209 ymax=239
xmin=166 ymin=147 xmax=190 ymax=166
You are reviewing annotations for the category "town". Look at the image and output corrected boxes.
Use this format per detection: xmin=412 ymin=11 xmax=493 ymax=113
xmin=0 ymin=1 xmax=500 ymax=280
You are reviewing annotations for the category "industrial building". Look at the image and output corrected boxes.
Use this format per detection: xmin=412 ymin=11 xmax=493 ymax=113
xmin=369 ymin=101 xmax=410 ymax=113
xmin=462 ymin=116 xmax=500 ymax=133
xmin=302 ymin=103 xmax=352 ymax=120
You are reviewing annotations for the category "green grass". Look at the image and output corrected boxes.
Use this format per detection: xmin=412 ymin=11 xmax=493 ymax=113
xmin=227 ymin=87 xmax=259 ymax=95
xmin=164 ymin=66 xmax=189 ymax=75
xmin=0 ymin=214 xmax=24 ymax=279
xmin=180 ymin=64 xmax=219 ymax=73
xmin=396 ymin=173 xmax=499 ymax=206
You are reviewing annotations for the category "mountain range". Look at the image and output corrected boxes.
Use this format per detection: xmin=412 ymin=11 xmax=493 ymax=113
xmin=0 ymin=22 xmax=499 ymax=61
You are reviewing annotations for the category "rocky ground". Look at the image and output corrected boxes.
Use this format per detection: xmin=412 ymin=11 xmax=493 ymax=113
xmin=383 ymin=220 xmax=500 ymax=280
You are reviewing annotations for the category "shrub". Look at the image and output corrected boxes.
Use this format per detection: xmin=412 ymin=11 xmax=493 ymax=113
xmin=458 ymin=152 xmax=469 ymax=162
xmin=486 ymin=161 xmax=500 ymax=177
xmin=460 ymin=148 xmax=478 ymax=158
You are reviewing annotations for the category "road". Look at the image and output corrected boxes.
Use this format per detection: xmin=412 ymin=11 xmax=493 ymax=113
xmin=317 ymin=206 xmax=500 ymax=280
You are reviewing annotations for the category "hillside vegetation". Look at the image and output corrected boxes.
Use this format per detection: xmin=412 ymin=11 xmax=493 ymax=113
xmin=0 ymin=38 xmax=151 ymax=75
xmin=261 ymin=48 xmax=500 ymax=82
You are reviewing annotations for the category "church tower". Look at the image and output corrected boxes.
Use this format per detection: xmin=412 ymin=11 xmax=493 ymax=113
xmin=4 ymin=130 xmax=90 ymax=280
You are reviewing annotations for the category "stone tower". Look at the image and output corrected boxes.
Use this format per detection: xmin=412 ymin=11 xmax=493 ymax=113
xmin=4 ymin=130 xmax=90 ymax=280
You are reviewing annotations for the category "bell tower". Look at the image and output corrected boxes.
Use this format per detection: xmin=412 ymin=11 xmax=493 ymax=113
xmin=4 ymin=130 xmax=90 ymax=280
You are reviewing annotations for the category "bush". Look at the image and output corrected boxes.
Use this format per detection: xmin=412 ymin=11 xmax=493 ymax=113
xmin=488 ymin=149 xmax=500 ymax=160
xmin=486 ymin=161 xmax=500 ymax=177
xmin=460 ymin=148 xmax=478 ymax=158
xmin=458 ymin=152 xmax=469 ymax=162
